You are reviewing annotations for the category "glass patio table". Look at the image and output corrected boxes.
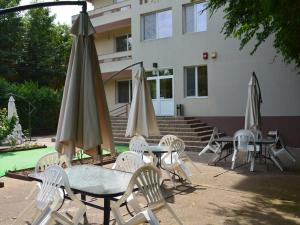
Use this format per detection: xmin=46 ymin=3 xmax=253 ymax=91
xmin=145 ymin=145 xmax=169 ymax=167
xmin=29 ymin=164 xmax=132 ymax=225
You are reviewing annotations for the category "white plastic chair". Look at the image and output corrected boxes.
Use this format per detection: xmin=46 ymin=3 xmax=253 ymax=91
xmin=35 ymin=152 xmax=71 ymax=173
xmin=158 ymin=134 xmax=178 ymax=147
xmin=269 ymin=135 xmax=296 ymax=171
xmin=231 ymin=129 xmax=257 ymax=172
xmin=14 ymin=165 xmax=86 ymax=225
xmin=129 ymin=137 xmax=157 ymax=165
xmin=111 ymin=165 xmax=183 ymax=225
xmin=112 ymin=152 xmax=145 ymax=213
xmin=162 ymin=139 xmax=192 ymax=188
xmin=113 ymin=151 xmax=145 ymax=172
xmin=198 ymin=127 xmax=221 ymax=162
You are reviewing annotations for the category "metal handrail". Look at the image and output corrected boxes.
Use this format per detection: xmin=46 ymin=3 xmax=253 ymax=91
xmin=0 ymin=1 xmax=87 ymax=15
xmin=110 ymin=103 xmax=130 ymax=117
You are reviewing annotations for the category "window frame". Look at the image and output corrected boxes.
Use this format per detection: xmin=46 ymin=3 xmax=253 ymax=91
xmin=183 ymin=2 xmax=207 ymax=34
xmin=115 ymin=33 xmax=132 ymax=52
xmin=184 ymin=65 xmax=208 ymax=99
xmin=142 ymin=8 xmax=173 ymax=41
xmin=116 ymin=79 xmax=132 ymax=104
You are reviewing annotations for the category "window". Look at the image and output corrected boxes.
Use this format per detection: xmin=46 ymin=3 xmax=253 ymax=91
xmin=143 ymin=10 xmax=172 ymax=40
xmin=183 ymin=2 xmax=207 ymax=33
xmin=115 ymin=34 xmax=132 ymax=52
xmin=117 ymin=80 xmax=132 ymax=103
xmin=184 ymin=66 xmax=208 ymax=97
xmin=114 ymin=0 xmax=125 ymax=3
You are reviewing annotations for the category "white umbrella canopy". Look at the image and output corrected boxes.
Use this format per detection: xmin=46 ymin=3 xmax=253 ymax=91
xmin=55 ymin=12 xmax=115 ymax=160
xmin=244 ymin=72 xmax=262 ymax=130
xmin=8 ymin=96 xmax=18 ymax=120
xmin=125 ymin=66 xmax=160 ymax=137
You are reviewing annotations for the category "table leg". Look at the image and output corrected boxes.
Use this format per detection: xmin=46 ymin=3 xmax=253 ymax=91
xmin=103 ymin=198 xmax=111 ymax=225
xmin=81 ymin=194 xmax=88 ymax=224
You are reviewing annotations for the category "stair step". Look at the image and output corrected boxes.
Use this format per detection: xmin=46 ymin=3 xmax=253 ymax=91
xmin=113 ymin=129 xmax=213 ymax=137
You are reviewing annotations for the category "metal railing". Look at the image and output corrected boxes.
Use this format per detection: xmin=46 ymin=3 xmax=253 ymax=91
xmin=110 ymin=103 xmax=130 ymax=117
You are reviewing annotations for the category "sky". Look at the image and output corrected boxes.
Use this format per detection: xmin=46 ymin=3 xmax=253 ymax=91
xmin=20 ymin=0 xmax=93 ymax=25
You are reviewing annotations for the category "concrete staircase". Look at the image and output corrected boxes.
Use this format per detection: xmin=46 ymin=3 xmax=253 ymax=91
xmin=111 ymin=117 xmax=223 ymax=152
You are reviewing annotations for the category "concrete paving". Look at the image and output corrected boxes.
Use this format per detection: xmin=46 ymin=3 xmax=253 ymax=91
xmin=0 ymin=147 xmax=299 ymax=225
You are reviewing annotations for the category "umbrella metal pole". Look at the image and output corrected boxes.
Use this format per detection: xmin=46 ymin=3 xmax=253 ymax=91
xmin=104 ymin=61 xmax=143 ymax=84
xmin=0 ymin=1 xmax=87 ymax=15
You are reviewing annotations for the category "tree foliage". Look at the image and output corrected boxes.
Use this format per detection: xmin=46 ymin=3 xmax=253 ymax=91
xmin=205 ymin=0 xmax=300 ymax=69
xmin=0 ymin=0 xmax=23 ymax=81
xmin=0 ymin=1 xmax=72 ymax=88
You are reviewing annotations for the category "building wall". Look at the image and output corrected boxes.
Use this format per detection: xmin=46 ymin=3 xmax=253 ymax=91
xmin=92 ymin=0 xmax=114 ymax=9
xmin=94 ymin=27 xmax=131 ymax=55
xmin=131 ymin=0 xmax=300 ymax=117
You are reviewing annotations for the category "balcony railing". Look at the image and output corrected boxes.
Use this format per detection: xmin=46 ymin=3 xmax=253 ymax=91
xmin=98 ymin=51 xmax=132 ymax=64
xmin=88 ymin=1 xmax=131 ymax=20
xmin=98 ymin=51 xmax=132 ymax=73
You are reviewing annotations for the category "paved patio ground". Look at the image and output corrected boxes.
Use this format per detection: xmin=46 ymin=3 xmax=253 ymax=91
xmin=0 ymin=138 xmax=299 ymax=225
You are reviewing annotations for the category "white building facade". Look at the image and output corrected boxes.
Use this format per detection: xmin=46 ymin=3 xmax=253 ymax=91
xmin=84 ymin=0 xmax=300 ymax=146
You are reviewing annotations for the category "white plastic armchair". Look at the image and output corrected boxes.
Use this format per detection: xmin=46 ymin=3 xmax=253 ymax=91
xmin=129 ymin=138 xmax=157 ymax=165
xmin=162 ymin=139 xmax=192 ymax=188
xmin=231 ymin=129 xmax=257 ymax=172
xmin=198 ymin=127 xmax=221 ymax=162
xmin=269 ymin=135 xmax=296 ymax=171
xmin=14 ymin=165 xmax=86 ymax=225
xmin=26 ymin=152 xmax=71 ymax=209
xmin=35 ymin=152 xmax=71 ymax=173
xmin=158 ymin=134 xmax=178 ymax=147
xmin=111 ymin=165 xmax=183 ymax=225
xmin=113 ymin=151 xmax=145 ymax=172
xmin=112 ymin=152 xmax=145 ymax=213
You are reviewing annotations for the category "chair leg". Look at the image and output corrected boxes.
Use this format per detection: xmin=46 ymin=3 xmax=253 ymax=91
xmin=270 ymin=155 xmax=284 ymax=171
xmin=231 ymin=150 xmax=238 ymax=170
xmin=198 ymin=145 xmax=210 ymax=157
xmin=165 ymin=203 xmax=183 ymax=225
xmin=250 ymin=152 xmax=255 ymax=172
xmin=284 ymin=148 xmax=296 ymax=162
xmin=165 ymin=170 xmax=176 ymax=188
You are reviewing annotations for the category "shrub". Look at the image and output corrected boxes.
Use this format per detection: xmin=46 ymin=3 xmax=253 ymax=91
xmin=0 ymin=78 xmax=62 ymax=135
xmin=0 ymin=108 xmax=16 ymax=145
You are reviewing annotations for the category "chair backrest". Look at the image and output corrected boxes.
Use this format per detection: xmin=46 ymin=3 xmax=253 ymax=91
xmin=233 ymin=129 xmax=256 ymax=151
xmin=35 ymin=152 xmax=71 ymax=173
xmin=208 ymin=127 xmax=219 ymax=145
xmin=129 ymin=138 xmax=148 ymax=156
xmin=36 ymin=165 xmax=71 ymax=210
xmin=129 ymin=165 xmax=164 ymax=210
xmin=159 ymin=135 xmax=178 ymax=147
xmin=112 ymin=151 xmax=145 ymax=173
xmin=169 ymin=138 xmax=185 ymax=157
xmin=129 ymin=135 xmax=146 ymax=147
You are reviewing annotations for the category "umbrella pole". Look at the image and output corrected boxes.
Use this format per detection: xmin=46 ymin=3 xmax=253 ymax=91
xmin=0 ymin=1 xmax=87 ymax=15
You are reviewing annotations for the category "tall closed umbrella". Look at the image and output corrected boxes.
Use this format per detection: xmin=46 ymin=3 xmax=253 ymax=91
xmin=126 ymin=66 xmax=160 ymax=137
xmin=8 ymin=96 xmax=17 ymax=120
xmin=55 ymin=12 xmax=115 ymax=160
xmin=245 ymin=72 xmax=262 ymax=130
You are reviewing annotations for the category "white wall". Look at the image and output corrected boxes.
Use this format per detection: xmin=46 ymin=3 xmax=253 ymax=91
xmin=131 ymin=0 xmax=300 ymax=117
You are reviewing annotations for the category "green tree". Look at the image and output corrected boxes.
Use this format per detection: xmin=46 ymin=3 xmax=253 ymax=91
xmin=0 ymin=0 xmax=23 ymax=82
xmin=205 ymin=0 xmax=300 ymax=69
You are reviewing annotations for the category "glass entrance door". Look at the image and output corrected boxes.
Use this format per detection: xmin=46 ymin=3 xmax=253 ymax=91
xmin=147 ymin=68 xmax=174 ymax=116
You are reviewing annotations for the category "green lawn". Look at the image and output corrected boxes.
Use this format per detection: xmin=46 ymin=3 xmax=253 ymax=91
xmin=0 ymin=145 xmax=128 ymax=177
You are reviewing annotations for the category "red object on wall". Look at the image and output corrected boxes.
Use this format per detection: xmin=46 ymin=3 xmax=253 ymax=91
xmin=203 ymin=52 xmax=208 ymax=60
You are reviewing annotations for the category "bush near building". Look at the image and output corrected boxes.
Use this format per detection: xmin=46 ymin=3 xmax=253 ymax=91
xmin=0 ymin=78 xmax=62 ymax=135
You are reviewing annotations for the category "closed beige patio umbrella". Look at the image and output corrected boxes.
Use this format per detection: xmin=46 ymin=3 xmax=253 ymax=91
xmin=125 ymin=66 xmax=160 ymax=137
xmin=245 ymin=72 xmax=262 ymax=130
xmin=55 ymin=12 xmax=115 ymax=160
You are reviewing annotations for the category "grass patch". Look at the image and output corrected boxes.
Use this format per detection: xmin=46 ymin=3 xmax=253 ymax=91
xmin=0 ymin=145 xmax=128 ymax=177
